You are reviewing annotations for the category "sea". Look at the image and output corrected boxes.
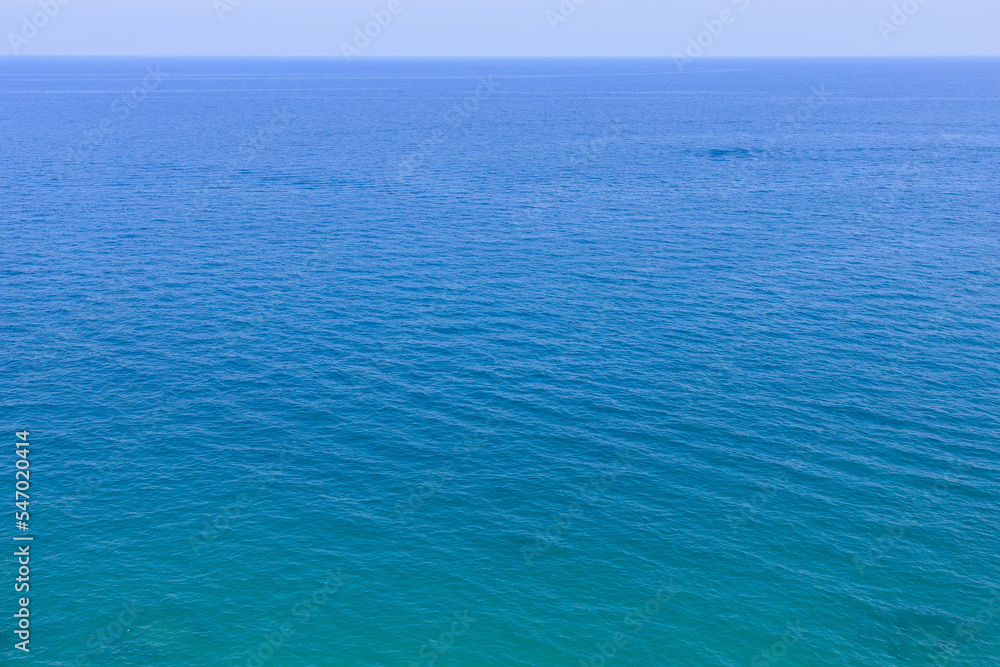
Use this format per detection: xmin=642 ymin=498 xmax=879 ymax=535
xmin=1 ymin=57 xmax=998 ymax=666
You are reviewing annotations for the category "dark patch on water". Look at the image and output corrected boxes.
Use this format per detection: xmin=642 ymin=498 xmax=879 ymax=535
xmin=708 ymin=148 xmax=758 ymax=159
xmin=878 ymin=607 xmax=962 ymax=664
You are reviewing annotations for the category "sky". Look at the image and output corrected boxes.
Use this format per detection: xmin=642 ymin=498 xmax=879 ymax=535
xmin=2 ymin=0 xmax=998 ymax=58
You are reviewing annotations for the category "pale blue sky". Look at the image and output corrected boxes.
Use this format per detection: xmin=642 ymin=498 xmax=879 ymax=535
xmin=3 ymin=0 xmax=998 ymax=57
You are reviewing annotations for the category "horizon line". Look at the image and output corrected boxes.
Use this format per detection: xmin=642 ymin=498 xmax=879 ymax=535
xmin=3 ymin=54 xmax=999 ymax=60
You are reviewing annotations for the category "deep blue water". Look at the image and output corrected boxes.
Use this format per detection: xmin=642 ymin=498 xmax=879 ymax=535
xmin=1 ymin=58 xmax=999 ymax=666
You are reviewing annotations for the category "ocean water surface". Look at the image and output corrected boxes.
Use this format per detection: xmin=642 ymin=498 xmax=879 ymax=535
xmin=1 ymin=58 xmax=999 ymax=665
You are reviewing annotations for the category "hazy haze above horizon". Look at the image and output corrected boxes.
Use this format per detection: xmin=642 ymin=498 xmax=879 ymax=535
xmin=2 ymin=0 xmax=997 ymax=58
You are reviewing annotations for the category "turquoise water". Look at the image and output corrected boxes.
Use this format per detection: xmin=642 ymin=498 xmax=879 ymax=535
xmin=2 ymin=58 xmax=999 ymax=666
